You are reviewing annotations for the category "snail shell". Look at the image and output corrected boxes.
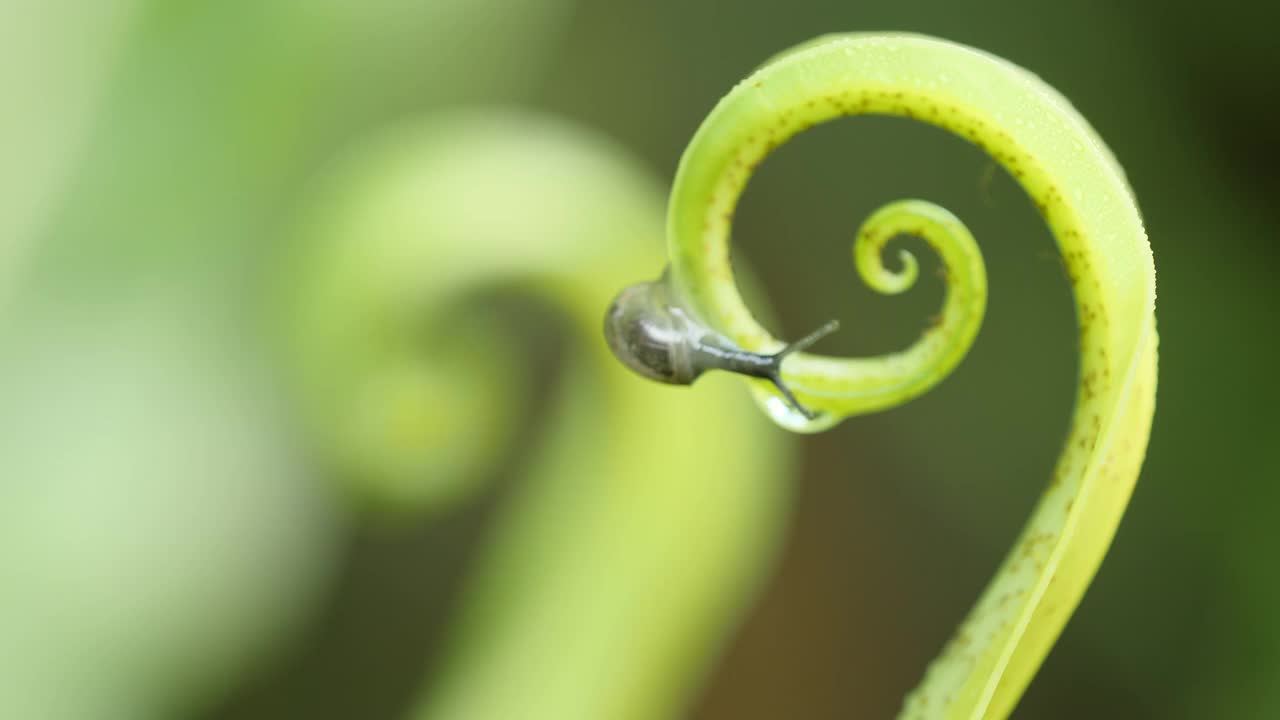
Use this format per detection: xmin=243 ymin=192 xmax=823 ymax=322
xmin=603 ymin=278 xmax=707 ymax=385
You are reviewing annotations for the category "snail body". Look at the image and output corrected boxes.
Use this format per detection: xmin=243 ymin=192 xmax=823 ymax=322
xmin=604 ymin=270 xmax=837 ymax=419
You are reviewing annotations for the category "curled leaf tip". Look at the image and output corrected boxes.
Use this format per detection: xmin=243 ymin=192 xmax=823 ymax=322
xmin=606 ymin=33 xmax=1157 ymax=719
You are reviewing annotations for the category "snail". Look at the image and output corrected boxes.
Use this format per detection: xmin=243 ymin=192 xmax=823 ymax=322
xmin=604 ymin=270 xmax=838 ymax=419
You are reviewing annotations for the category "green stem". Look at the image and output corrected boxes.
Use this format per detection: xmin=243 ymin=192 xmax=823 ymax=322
xmin=647 ymin=33 xmax=1158 ymax=718
xmin=284 ymin=111 xmax=794 ymax=720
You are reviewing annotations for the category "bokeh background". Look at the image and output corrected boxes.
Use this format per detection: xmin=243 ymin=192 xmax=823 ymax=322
xmin=4 ymin=0 xmax=1277 ymax=718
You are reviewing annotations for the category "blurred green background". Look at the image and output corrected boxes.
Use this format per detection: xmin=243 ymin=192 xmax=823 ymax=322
xmin=3 ymin=0 xmax=1277 ymax=718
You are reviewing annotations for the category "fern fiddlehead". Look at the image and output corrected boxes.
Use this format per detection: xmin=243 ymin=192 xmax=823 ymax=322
xmin=284 ymin=111 xmax=795 ymax=720
xmin=607 ymin=33 xmax=1158 ymax=718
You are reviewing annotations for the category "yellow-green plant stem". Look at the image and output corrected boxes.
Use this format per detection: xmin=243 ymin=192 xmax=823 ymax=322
xmin=657 ymin=33 xmax=1158 ymax=718
xmin=283 ymin=111 xmax=792 ymax=720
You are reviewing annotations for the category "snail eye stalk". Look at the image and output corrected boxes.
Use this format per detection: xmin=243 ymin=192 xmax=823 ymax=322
xmin=762 ymin=319 xmax=839 ymax=420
